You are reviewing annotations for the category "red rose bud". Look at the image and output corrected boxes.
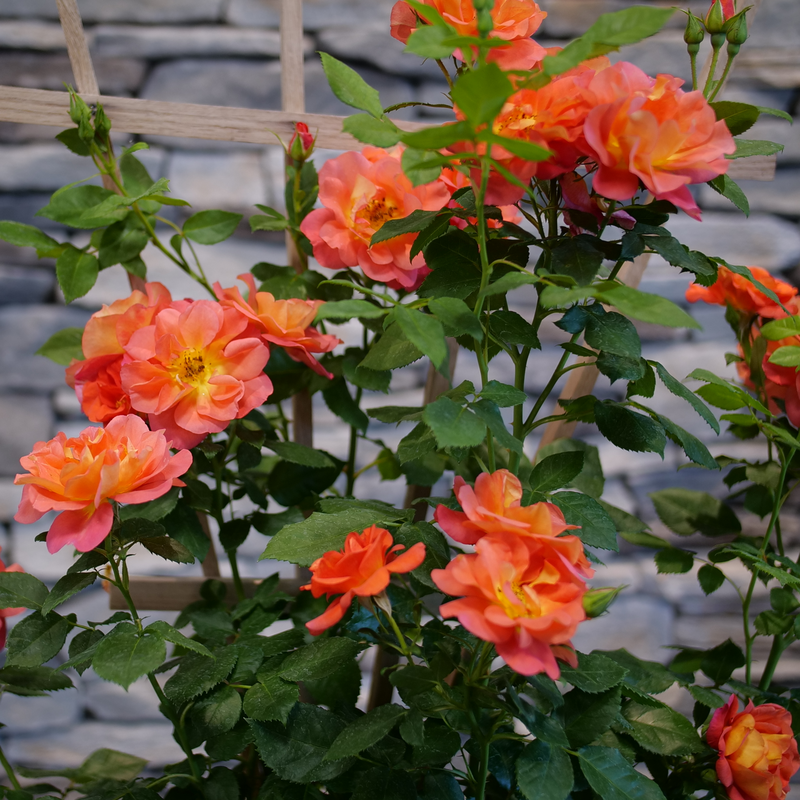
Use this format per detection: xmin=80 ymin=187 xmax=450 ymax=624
xmin=583 ymin=585 xmax=625 ymax=618
xmin=705 ymin=0 xmax=728 ymax=33
xmin=289 ymin=122 xmax=314 ymax=160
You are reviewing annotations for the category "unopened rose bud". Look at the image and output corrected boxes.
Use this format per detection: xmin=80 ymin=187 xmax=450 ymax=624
xmin=289 ymin=121 xmax=314 ymax=161
xmin=726 ymin=11 xmax=748 ymax=52
xmin=704 ymin=0 xmax=727 ymax=34
xmin=583 ymin=585 xmax=625 ymax=618
xmin=684 ymin=11 xmax=705 ymax=45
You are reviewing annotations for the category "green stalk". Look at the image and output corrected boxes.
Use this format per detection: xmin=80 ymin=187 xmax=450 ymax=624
xmin=702 ymin=37 xmax=724 ymax=97
xmin=508 ymin=347 xmax=530 ymax=475
xmin=690 ymin=49 xmax=699 ymax=92
xmin=708 ymin=54 xmax=735 ymax=102
xmin=0 ymin=742 xmax=22 ymax=790
xmin=474 ymin=737 xmax=491 ymax=800
xmin=759 ymin=633 xmax=789 ymax=692
xmin=345 ymin=387 xmax=364 ymax=495
xmin=522 ymin=333 xmax=580 ymax=433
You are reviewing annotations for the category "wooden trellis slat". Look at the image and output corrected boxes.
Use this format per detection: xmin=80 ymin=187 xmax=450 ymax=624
xmin=1 ymin=0 xmax=775 ymax=611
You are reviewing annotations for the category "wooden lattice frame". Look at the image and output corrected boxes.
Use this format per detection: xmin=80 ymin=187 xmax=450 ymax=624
xmin=0 ymin=0 xmax=776 ymax=611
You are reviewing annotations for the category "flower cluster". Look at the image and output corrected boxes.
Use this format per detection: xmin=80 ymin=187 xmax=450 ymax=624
xmin=432 ymin=470 xmax=593 ymax=677
xmin=708 ymin=695 xmax=800 ymax=800
xmin=67 ymin=279 xmax=340 ymax=449
xmin=687 ymin=267 xmax=800 ymax=426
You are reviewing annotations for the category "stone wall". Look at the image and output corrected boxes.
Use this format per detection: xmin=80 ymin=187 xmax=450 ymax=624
xmin=0 ymin=0 xmax=798 ymax=775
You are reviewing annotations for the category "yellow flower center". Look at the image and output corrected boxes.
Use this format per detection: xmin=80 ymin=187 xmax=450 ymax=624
xmin=496 ymin=580 xmax=540 ymax=620
xmin=174 ymin=349 xmax=210 ymax=386
xmin=495 ymin=107 xmax=537 ymax=135
xmin=359 ymin=196 xmax=402 ymax=231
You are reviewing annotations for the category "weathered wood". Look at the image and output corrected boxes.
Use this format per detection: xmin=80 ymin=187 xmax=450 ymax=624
xmin=536 ymin=254 xmax=650 ymax=453
xmin=108 ymin=575 xmax=304 ymax=610
xmin=281 ymin=0 xmax=306 ymax=116
xmin=55 ymin=0 xmax=99 ymax=95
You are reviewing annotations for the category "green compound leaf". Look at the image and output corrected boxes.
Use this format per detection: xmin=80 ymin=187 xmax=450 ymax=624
xmin=423 ymin=396 xmax=486 ymax=449
xmin=325 ymin=704 xmax=406 ymax=761
xmin=6 ymin=612 xmax=71 ymax=668
xmin=517 ymin=739 xmax=573 ymax=800
xmin=0 ymin=572 xmax=49 ymax=610
xmin=57 ymin=245 xmax=99 ymax=303
xmin=622 ymin=701 xmax=704 ymax=755
xmin=578 ymin=746 xmax=667 ymax=800
xmin=92 ymin=631 xmax=166 ymax=690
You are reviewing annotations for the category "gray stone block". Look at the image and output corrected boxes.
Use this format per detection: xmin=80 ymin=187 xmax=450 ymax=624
xmin=91 ymin=25 xmax=309 ymax=60
xmin=0 ymin=144 xmax=100 ymax=193
xmin=227 ymin=0 xmax=396 ymax=31
xmin=0 ymin=265 xmax=54 ymax=305
xmin=666 ymin=212 xmax=800 ymax=272
xmin=734 ymin=47 xmax=800 ymax=90
xmin=538 ymin=0 xmax=681 ymax=39
xmin=0 ymin=394 xmax=52 ymax=476
xmin=746 ymin=0 xmax=800 ymax=48
xmin=317 ymin=25 xmax=442 ymax=81
xmin=0 ymin=21 xmax=68 ymax=50
xmin=0 ymin=54 xmax=146 ymax=95
xmin=608 ymin=31 xmax=692 ymax=85
xmin=699 ymin=169 xmax=800 ymax=219
xmin=82 ymin=676 xmax=163 ymax=722
xmin=3 ymin=721 xmax=184 ymax=770
xmin=0 ymin=193 xmax=58 ymax=230
xmin=0 ymin=0 xmax=225 ymax=24
xmin=0 ymin=687 xmax=81 ymax=735
xmin=0 ymin=304 xmax=92 ymax=394
xmin=166 ymin=150 xmax=267 ymax=211
xmin=417 ymin=83 xmax=457 ymax=119
xmin=749 ymin=117 xmax=800 ymax=165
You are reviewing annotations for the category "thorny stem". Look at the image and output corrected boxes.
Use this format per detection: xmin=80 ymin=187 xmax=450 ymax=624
xmin=759 ymin=632 xmax=789 ymax=693
xmin=708 ymin=54 xmax=735 ymax=102
xmin=508 ymin=347 xmax=530 ymax=475
xmin=523 ymin=333 xmax=580 ymax=432
xmin=703 ymin=40 xmax=723 ymax=97
xmin=474 ymin=735 xmax=491 ymax=800
xmin=346 ymin=387 xmax=364 ymax=495
xmin=690 ymin=49 xmax=699 ymax=92
xmin=385 ymin=610 xmax=413 ymax=660
xmin=435 ymin=59 xmax=455 ymax=90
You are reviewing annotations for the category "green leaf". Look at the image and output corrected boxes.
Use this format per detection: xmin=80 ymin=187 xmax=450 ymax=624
xmin=343 ymin=114 xmax=401 ymax=147
xmin=119 ymin=488 xmax=179 ymax=522
xmin=262 ymin=507 xmax=407 ymax=567
xmin=531 ymin=452 xmax=585 ymax=494
xmin=594 ymin=402 xmax=666 ymax=455
xmin=537 ymin=440 xmax=604 ymax=498
xmin=488 ymin=310 xmax=541 ymax=348
xmin=698 ymin=564 xmax=726 ymax=595
xmin=761 ymin=316 xmax=800 ymax=340
xmin=183 ymin=210 xmax=242 ymax=245
xmin=250 ymin=214 xmax=288 ymax=232
xmin=552 ymin=494 xmax=617 ymax=550
xmin=401 ymin=146 xmax=446 ymax=186
xmin=352 ymin=768 xmax=418 ymax=800
xmin=707 ymin=174 xmax=750 ymax=216
xmin=700 ymin=639 xmax=745 ymax=685
xmin=585 ymin=311 xmax=640 ymax=360
xmin=323 ymin=378 xmax=369 ymax=433
xmin=769 ymin=346 xmax=800 ymax=367
xmin=429 ymin=297 xmax=483 ymax=340
xmin=471 ymin=399 xmax=524 ymax=454
xmin=418 ymin=230 xmax=481 ymax=300
xmin=36 ymin=185 xmax=128 ymax=229
xmin=75 ymin=748 xmax=148 ymax=783
xmin=597 ymin=649 xmax=676 ymax=694
xmin=479 ymin=271 xmax=538 ymax=299
xmin=57 ymin=245 xmax=98 ymax=303
xmin=192 ymin=685 xmax=242 ymax=735
xmin=658 ymin=414 xmax=719 ymax=470
xmin=653 ymin=362 xmax=719 ymax=433
xmin=92 ymin=631 xmax=166 ymax=689
xmin=578 ymin=746 xmax=667 ymax=800
xmin=451 ymin=63 xmax=512 ymax=127
xmin=598 ymin=284 xmax=700 ymax=329
xmin=98 ymin=218 xmax=148 ymax=268
xmin=564 ymin=686 xmax=621 ymax=748
xmin=622 ymin=701 xmax=703 ymax=755
xmin=7 ymin=611 xmax=71 ymax=668
xmin=263 ymin=440 xmax=334 ymax=468
xmin=164 ymin=647 xmax=238 ymax=704
xmin=730 ymin=139 xmax=784 ymax=158
xmin=687 ymin=684 xmax=725 ymax=709
xmin=360 ymin=323 xmax=423 ymax=370
xmin=393 ymin=305 xmax=447 ymax=370
xmin=320 ymin=52 xmax=384 ymax=119
xmin=280 ymin=638 xmax=360 ymax=682
xmin=711 ymin=101 xmax=761 ymax=136
xmin=244 ymin=674 xmax=299 ymax=725
xmin=419 ymin=773 xmax=463 ymax=800
xmin=249 ymin=704 xmax=353 ymax=783
xmin=654 ymin=548 xmax=694 ymax=574
xmin=541 ymin=6 xmax=675 ymax=77
xmin=423 ymin=396 xmax=486 ymax=449
xmin=325 ymin=704 xmax=406 ymax=761
xmin=480 ymin=380 xmax=527 ymax=407
xmin=141 ymin=536 xmax=195 ymax=564
xmin=146 ymin=620 xmax=212 ymax=657
xmin=41 ymin=573 xmax=96 ymax=616
xmin=517 ymin=740 xmax=573 ymax=800
xmin=405 ymin=24 xmax=459 ymax=60
xmin=0 ymin=572 xmax=49 ymax=610
xmin=482 ymin=131 xmax=551 ymax=161
xmin=559 ymin=651 xmax=628 ymax=694
xmin=551 ymin=237 xmax=604 ymax=286
xmin=649 ymin=488 xmax=740 ymax=537
xmin=0 ymin=665 xmax=73 ymax=692
xmin=0 ymin=221 xmax=61 ymax=256
xmin=315 ymin=300 xmax=384 ymax=322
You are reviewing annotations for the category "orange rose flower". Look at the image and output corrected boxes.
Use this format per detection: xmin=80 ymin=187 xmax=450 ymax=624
xmin=14 ymin=415 xmax=192 ymax=553
xmin=301 ymin=524 xmax=426 ymax=635
xmin=708 ymin=695 xmax=800 ymax=800
xmin=0 ymin=548 xmax=25 ymax=649
xmin=214 ymin=273 xmax=341 ymax=379
xmin=390 ymin=0 xmax=547 ymax=70
xmin=432 ymin=531 xmax=591 ymax=677
xmin=686 ymin=266 xmax=799 ymax=320
xmin=434 ymin=469 xmax=577 ymax=546
xmin=583 ymin=61 xmax=735 ymax=219
xmin=299 ymin=146 xmax=451 ymax=291
xmin=66 ymin=282 xmax=173 ymax=424
xmin=121 ymin=300 xmax=273 ymax=449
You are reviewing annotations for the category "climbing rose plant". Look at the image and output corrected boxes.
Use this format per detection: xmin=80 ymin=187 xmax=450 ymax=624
xmin=0 ymin=2 xmax=797 ymax=800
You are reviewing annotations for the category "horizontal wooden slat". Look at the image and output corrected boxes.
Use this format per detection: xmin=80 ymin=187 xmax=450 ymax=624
xmin=108 ymin=575 xmax=304 ymax=611
xmin=0 ymin=84 xmax=779 ymax=180
xmin=0 ymin=84 xmax=428 ymax=150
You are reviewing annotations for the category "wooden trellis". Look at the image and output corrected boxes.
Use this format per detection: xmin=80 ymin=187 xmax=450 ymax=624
xmin=0 ymin=0 xmax=776 ymax=612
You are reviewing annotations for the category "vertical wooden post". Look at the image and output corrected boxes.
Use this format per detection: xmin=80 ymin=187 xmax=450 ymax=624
xmin=55 ymin=0 xmax=99 ymax=96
